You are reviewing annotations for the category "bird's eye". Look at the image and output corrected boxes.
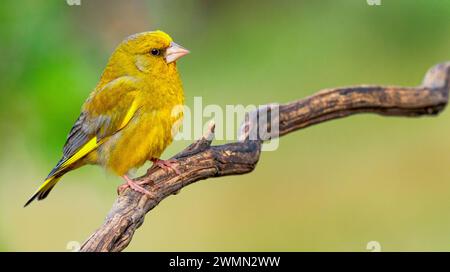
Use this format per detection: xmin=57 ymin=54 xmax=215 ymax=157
xmin=150 ymin=49 xmax=160 ymax=56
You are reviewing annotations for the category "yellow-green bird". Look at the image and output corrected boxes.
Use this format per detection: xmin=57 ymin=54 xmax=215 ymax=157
xmin=25 ymin=30 xmax=189 ymax=206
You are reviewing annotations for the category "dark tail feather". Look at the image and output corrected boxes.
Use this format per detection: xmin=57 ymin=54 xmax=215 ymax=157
xmin=24 ymin=176 xmax=62 ymax=207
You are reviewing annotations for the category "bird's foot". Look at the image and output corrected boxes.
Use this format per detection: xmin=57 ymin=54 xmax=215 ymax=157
xmin=149 ymin=158 xmax=181 ymax=175
xmin=117 ymin=175 xmax=153 ymax=196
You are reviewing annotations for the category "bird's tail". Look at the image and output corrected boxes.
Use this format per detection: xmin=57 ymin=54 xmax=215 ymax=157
xmin=24 ymin=175 xmax=63 ymax=207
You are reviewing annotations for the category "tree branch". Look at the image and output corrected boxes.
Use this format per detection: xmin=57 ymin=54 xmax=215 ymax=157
xmin=80 ymin=62 xmax=450 ymax=252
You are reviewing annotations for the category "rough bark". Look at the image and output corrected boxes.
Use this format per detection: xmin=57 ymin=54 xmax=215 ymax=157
xmin=80 ymin=62 xmax=450 ymax=252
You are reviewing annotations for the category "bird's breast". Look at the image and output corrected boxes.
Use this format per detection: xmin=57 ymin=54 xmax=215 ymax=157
xmin=98 ymin=107 xmax=182 ymax=176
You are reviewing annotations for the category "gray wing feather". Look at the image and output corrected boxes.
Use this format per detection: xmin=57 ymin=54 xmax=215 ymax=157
xmin=63 ymin=112 xmax=91 ymax=158
xmin=47 ymin=112 xmax=96 ymax=178
xmin=62 ymin=112 xmax=113 ymax=158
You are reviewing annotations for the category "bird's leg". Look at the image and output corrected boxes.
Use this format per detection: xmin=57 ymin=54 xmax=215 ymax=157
xmin=117 ymin=175 xmax=153 ymax=196
xmin=136 ymin=178 xmax=155 ymax=186
xmin=149 ymin=157 xmax=181 ymax=175
xmin=139 ymin=158 xmax=180 ymax=190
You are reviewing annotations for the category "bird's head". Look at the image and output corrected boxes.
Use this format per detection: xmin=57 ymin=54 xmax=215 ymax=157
xmin=102 ymin=30 xmax=190 ymax=80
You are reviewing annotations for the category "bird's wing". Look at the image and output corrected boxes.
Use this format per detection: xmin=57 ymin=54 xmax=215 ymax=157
xmin=48 ymin=76 xmax=141 ymax=178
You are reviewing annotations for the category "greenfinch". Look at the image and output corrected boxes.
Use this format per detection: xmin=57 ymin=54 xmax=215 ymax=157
xmin=25 ymin=30 xmax=189 ymax=206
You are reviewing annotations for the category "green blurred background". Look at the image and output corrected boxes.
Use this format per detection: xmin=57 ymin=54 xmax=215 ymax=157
xmin=1 ymin=0 xmax=450 ymax=251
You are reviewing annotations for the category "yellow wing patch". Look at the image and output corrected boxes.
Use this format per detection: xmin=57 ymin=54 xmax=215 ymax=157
xmin=119 ymin=99 xmax=139 ymax=130
xmin=48 ymin=99 xmax=139 ymax=178
xmin=58 ymin=100 xmax=139 ymax=172
xmin=60 ymin=137 xmax=101 ymax=169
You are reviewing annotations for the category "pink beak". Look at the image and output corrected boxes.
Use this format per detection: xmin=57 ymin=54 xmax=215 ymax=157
xmin=165 ymin=42 xmax=190 ymax=64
